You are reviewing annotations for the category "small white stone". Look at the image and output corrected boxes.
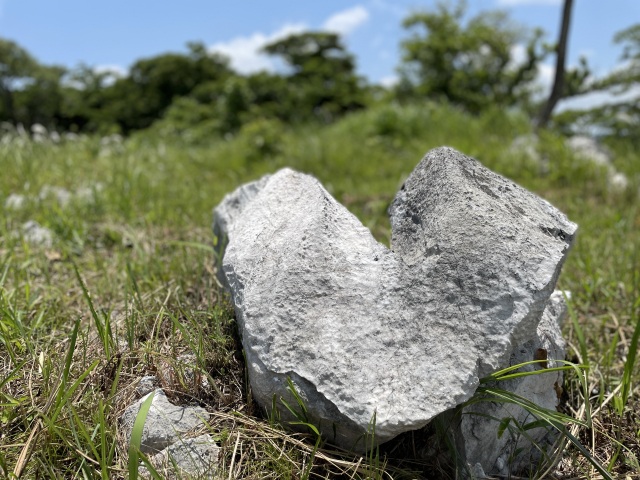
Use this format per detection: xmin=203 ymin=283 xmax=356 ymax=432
xmin=140 ymin=434 xmax=220 ymax=480
xmin=19 ymin=220 xmax=53 ymax=247
xmin=39 ymin=186 xmax=72 ymax=207
xmin=566 ymin=136 xmax=611 ymax=166
xmin=5 ymin=193 xmax=26 ymax=210
xmin=135 ymin=376 xmax=157 ymax=397
xmin=608 ymin=172 xmax=629 ymax=192
xmin=120 ymin=389 xmax=209 ymax=454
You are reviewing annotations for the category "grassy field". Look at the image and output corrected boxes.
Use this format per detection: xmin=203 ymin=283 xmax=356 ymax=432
xmin=0 ymin=102 xmax=639 ymax=479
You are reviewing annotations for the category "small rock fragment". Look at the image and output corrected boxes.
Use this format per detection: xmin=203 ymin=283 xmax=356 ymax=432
xmin=140 ymin=434 xmax=220 ymax=480
xmin=4 ymin=193 xmax=26 ymax=210
xmin=120 ymin=389 xmax=209 ymax=454
xmin=136 ymin=376 xmax=158 ymax=397
xmin=19 ymin=220 xmax=53 ymax=247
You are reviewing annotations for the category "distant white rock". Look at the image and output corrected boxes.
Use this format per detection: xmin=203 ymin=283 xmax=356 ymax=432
xmin=19 ymin=220 xmax=53 ymax=247
xmin=566 ymin=135 xmax=610 ymax=166
xmin=39 ymin=186 xmax=72 ymax=207
xmin=31 ymin=123 xmax=47 ymax=136
xmin=566 ymin=135 xmax=629 ymax=192
xmin=509 ymin=134 xmax=542 ymax=164
xmin=4 ymin=193 xmax=26 ymax=210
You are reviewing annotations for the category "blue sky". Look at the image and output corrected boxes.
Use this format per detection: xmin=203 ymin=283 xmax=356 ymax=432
xmin=1 ymin=0 xmax=638 ymax=109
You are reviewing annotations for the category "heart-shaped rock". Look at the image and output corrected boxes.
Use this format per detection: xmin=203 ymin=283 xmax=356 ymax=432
xmin=214 ymin=147 xmax=576 ymax=451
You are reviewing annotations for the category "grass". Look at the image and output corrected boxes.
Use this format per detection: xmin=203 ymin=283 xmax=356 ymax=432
xmin=0 ymin=101 xmax=639 ymax=478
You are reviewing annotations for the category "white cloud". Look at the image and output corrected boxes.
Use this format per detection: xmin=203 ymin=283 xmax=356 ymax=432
xmin=322 ymin=5 xmax=370 ymax=36
xmin=94 ymin=64 xmax=127 ymax=86
xmin=496 ymin=0 xmax=561 ymax=6
xmin=557 ymin=87 xmax=640 ymax=112
xmin=209 ymin=6 xmax=370 ymax=75
xmin=379 ymin=75 xmax=398 ymax=87
xmin=94 ymin=64 xmax=127 ymax=77
xmin=537 ymin=62 xmax=555 ymax=91
xmin=369 ymin=0 xmax=406 ymax=18
xmin=209 ymin=23 xmax=306 ymax=75
xmin=509 ymin=44 xmax=527 ymax=67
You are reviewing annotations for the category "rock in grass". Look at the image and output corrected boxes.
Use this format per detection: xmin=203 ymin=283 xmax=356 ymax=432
xmin=140 ymin=434 xmax=220 ymax=480
xmin=212 ymin=173 xmax=272 ymax=289
xmin=214 ymin=147 xmax=576 ymax=466
xmin=456 ymin=290 xmax=568 ymax=477
xmin=120 ymin=389 xmax=209 ymax=454
xmin=18 ymin=220 xmax=54 ymax=247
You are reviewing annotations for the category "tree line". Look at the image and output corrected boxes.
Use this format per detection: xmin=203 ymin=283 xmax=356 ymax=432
xmin=1 ymin=1 xmax=638 ymax=139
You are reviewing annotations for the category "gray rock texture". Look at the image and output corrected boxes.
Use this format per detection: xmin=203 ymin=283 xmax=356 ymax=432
xmin=120 ymin=389 xmax=209 ymax=454
xmin=213 ymin=173 xmax=272 ymax=288
xmin=214 ymin=147 xmax=576 ymax=456
xmin=140 ymin=434 xmax=220 ymax=480
xmin=135 ymin=376 xmax=158 ymax=397
xmin=456 ymin=290 xmax=568 ymax=476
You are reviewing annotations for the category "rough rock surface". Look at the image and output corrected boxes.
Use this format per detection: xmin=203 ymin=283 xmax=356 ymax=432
xmin=456 ymin=290 xmax=568 ymax=476
xmin=135 ymin=376 xmax=158 ymax=397
xmin=120 ymin=389 xmax=209 ymax=454
xmin=140 ymin=434 xmax=220 ymax=479
xmin=214 ymin=147 xmax=577 ymax=455
xmin=213 ymin=173 xmax=272 ymax=288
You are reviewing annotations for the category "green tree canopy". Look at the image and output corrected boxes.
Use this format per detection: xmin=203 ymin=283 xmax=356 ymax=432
xmin=263 ymin=32 xmax=367 ymax=122
xmin=102 ymin=43 xmax=232 ymax=133
xmin=0 ymin=38 xmax=40 ymax=122
xmin=398 ymin=1 xmax=546 ymax=114
xmin=556 ymin=23 xmax=640 ymax=139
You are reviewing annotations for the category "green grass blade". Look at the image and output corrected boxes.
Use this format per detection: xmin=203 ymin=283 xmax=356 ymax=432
xmin=128 ymin=391 xmax=155 ymax=480
xmin=620 ymin=295 xmax=640 ymax=408
xmin=73 ymin=263 xmax=111 ymax=358
xmin=49 ymin=358 xmax=100 ymax=424
xmin=565 ymin=292 xmax=589 ymax=366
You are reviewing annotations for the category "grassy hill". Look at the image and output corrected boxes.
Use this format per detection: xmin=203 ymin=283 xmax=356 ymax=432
xmin=1 ymin=102 xmax=638 ymax=478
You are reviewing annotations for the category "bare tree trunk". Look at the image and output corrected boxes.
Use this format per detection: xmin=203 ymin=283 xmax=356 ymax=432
xmin=536 ymin=0 xmax=574 ymax=129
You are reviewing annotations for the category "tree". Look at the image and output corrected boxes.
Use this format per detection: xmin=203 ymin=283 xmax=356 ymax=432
xmin=398 ymin=1 xmax=547 ymax=114
xmin=537 ymin=0 xmax=590 ymax=129
xmin=263 ymin=32 xmax=366 ymax=122
xmin=557 ymin=23 xmax=640 ymax=139
xmin=102 ymin=43 xmax=232 ymax=133
xmin=56 ymin=65 xmax=122 ymax=132
xmin=0 ymin=38 xmax=39 ymax=122
xmin=595 ymin=24 xmax=640 ymax=93
xmin=14 ymin=64 xmax=66 ymax=127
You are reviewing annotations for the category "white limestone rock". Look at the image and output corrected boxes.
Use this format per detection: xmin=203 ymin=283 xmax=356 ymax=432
xmin=212 ymin=173 xmax=271 ymax=288
xmin=566 ymin=135 xmax=629 ymax=192
xmin=140 ymin=434 xmax=220 ymax=480
xmin=456 ymin=290 xmax=568 ymax=476
xmin=18 ymin=220 xmax=54 ymax=247
xmin=135 ymin=376 xmax=158 ymax=397
xmin=566 ymin=135 xmax=611 ymax=167
xmin=214 ymin=147 xmax=576 ymax=453
xmin=4 ymin=193 xmax=26 ymax=210
xmin=120 ymin=389 xmax=209 ymax=454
